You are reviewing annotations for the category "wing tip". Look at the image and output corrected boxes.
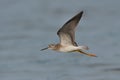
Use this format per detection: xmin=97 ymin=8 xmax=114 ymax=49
xmin=57 ymin=10 xmax=84 ymax=35
xmin=80 ymin=11 xmax=84 ymax=14
xmin=78 ymin=10 xmax=84 ymax=17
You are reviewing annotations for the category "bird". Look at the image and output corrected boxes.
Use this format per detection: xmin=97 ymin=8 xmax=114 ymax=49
xmin=41 ymin=11 xmax=97 ymax=57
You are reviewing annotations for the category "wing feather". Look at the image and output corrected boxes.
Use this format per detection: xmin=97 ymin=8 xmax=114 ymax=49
xmin=57 ymin=11 xmax=83 ymax=46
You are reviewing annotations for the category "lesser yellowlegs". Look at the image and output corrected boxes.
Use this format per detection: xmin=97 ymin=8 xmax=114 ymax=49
xmin=41 ymin=11 xmax=97 ymax=57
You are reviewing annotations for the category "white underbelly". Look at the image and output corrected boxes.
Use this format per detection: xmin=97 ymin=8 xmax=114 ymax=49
xmin=59 ymin=46 xmax=79 ymax=52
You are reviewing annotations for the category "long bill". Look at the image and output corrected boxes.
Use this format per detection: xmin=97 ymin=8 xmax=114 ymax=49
xmin=40 ymin=47 xmax=48 ymax=51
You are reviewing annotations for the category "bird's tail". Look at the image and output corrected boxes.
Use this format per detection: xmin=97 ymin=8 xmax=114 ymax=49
xmin=75 ymin=50 xmax=97 ymax=57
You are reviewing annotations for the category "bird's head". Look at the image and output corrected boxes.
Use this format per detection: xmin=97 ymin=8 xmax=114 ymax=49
xmin=40 ymin=44 xmax=56 ymax=51
xmin=48 ymin=44 xmax=56 ymax=49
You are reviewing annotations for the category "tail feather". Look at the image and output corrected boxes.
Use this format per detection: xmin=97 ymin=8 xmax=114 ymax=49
xmin=78 ymin=46 xmax=89 ymax=50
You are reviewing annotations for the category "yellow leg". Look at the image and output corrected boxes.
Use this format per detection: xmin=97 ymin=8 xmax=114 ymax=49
xmin=74 ymin=50 xmax=97 ymax=57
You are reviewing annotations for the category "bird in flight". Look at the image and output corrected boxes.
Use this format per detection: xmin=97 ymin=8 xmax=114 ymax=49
xmin=41 ymin=11 xmax=97 ymax=57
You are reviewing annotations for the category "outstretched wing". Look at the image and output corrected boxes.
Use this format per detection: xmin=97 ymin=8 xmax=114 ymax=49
xmin=57 ymin=11 xmax=83 ymax=46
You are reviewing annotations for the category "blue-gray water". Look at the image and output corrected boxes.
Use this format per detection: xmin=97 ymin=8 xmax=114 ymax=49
xmin=0 ymin=0 xmax=120 ymax=80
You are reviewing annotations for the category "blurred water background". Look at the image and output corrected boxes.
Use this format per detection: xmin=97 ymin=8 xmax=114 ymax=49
xmin=0 ymin=0 xmax=120 ymax=80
